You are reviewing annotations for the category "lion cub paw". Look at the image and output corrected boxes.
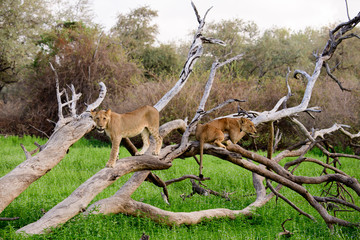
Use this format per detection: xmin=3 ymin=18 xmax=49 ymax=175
xmin=135 ymin=152 xmax=143 ymax=156
xmin=106 ymin=162 xmax=115 ymax=168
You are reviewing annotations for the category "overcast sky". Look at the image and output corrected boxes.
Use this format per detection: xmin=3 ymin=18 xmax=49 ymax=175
xmin=90 ymin=0 xmax=360 ymax=43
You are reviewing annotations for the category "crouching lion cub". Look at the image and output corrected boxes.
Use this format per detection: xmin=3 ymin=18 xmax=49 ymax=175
xmin=91 ymin=105 xmax=162 ymax=168
xmin=195 ymin=117 xmax=256 ymax=177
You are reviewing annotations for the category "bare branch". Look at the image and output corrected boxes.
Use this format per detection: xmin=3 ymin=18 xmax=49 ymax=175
xmin=322 ymin=12 xmax=360 ymax=58
xmin=278 ymin=218 xmax=294 ymax=236
xmin=197 ymin=54 xmax=244 ymax=113
xmin=284 ymin=157 xmax=348 ymax=176
xmin=49 ymin=62 xmax=63 ymax=121
xmin=68 ymin=84 xmax=82 ymax=117
xmin=165 ymin=175 xmax=210 ymax=186
xmin=324 ymin=62 xmax=351 ymax=91
xmin=345 ymin=0 xmax=351 ymax=20
xmin=314 ymin=196 xmax=360 ymax=212
xmin=340 ymin=128 xmax=360 ymax=139
xmin=0 ymin=217 xmax=19 ymax=221
xmin=20 ymin=144 xmax=32 ymax=160
xmin=190 ymin=1 xmax=201 ymax=23
xmin=154 ymin=3 xmax=225 ymax=112
xmin=266 ymin=179 xmax=315 ymax=220
xmin=84 ymin=82 xmax=107 ymax=113
xmin=313 ymin=123 xmax=350 ymax=139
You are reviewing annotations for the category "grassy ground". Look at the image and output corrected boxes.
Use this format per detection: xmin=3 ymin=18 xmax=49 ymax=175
xmin=0 ymin=135 xmax=359 ymax=239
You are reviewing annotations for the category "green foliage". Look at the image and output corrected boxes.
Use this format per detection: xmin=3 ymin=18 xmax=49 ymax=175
xmin=1 ymin=136 xmax=359 ymax=239
xmin=0 ymin=0 xmax=51 ymax=91
xmin=198 ymin=18 xmax=259 ymax=74
xmin=141 ymin=44 xmax=181 ymax=78
xmin=111 ymin=6 xmax=159 ymax=58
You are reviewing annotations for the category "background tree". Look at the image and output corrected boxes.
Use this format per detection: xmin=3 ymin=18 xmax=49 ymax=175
xmin=197 ymin=19 xmax=259 ymax=76
xmin=111 ymin=6 xmax=159 ymax=58
xmin=141 ymin=44 xmax=181 ymax=78
xmin=51 ymin=0 xmax=95 ymax=27
xmin=0 ymin=0 xmax=51 ymax=94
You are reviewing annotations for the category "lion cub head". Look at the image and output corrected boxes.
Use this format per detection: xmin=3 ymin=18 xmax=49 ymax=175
xmin=239 ymin=118 xmax=257 ymax=135
xmin=90 ymin=109 xmax=111 ymax=133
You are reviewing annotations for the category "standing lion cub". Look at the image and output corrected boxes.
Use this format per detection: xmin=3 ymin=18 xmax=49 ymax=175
xmin=195 ymin=117 xmax=256 ymax=177
xmin=91 ymin=105 xmax=162 ymax=168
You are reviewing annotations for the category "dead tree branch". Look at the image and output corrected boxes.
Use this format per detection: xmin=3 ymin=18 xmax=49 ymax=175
xmin=266 ymin=179 xmax=315 ymax=220
xmin=17 ymin=156 xmax=171 ymax=234
xmin=154 ymin=2 xmax=225 ymax=112
xmin=0 ymin=217 xmax=20 ymax=221
xmin=165 ymin=175 xmax=210 ymax=185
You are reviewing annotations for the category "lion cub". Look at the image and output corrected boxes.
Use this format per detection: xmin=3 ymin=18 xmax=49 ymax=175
xmin=195 ymin=117 xmax=256 ymax=177
xmin=91 ymin=105 xmax=162 ymax=168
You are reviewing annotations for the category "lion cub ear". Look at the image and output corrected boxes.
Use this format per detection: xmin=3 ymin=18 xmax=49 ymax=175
xmin=90 ymin=110 xmax=97 ymax=118
xmin=105 ymin=109 xmax=112 ymax=115
xmin=239 ymin=118 xmax=246 ymax=124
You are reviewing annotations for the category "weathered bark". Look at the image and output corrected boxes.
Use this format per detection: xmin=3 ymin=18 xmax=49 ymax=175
xmin=17 ymin=156 xmax=171 ymax=234
xmin=89 ymin=197 xmax=250 ymax=226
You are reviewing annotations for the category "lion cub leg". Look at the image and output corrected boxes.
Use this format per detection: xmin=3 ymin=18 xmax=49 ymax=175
xmin=137 ymin=129 xmax=150 ymax=155
xmin=213 ymin=130 xmax=226 ymax=149
xmin=148 ymin=126 xmax=162 ymax=155
xmin=107 ymin=137 xmax=122 ymax=168
xmin=228 ymin=130 xmax=246 ymax=147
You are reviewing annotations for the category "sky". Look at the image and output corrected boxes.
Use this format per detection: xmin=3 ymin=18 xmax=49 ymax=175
xmin=90 ymin=0 xmax=360 ymax=43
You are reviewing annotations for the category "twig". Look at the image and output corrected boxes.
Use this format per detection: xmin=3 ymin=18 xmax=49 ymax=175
xmin=20 ymin=143 xmax=41 ymax=160
xmin=0 ymin=217 xmax=20 ymax=221
xmin=324 ymin=62 xmax=351 ymax=92
xmin=278 ymin=218 xmax=293 ymax=236
xmin=266 ymin=180 xmax=315 ymax=221
xmin=344 ymin=0 xmax=351 ymax=21
xmin=29 ymin=124 xmax=50 ymax=138
xmin=146 ymin=173 xmax=170 ymax=205
xmin=314 ymin=196 xmax=360 ymax=212
xmin=165 ymin=175 xmax=210 ymax=186
xmin=84 ymin=82 xmax=107 ymax=112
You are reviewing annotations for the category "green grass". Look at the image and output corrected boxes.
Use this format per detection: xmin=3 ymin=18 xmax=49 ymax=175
xmin=0 ymin=135 xmax=359 ymax=239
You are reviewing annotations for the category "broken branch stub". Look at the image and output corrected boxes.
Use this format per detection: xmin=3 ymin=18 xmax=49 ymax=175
xmin=84 ymin=82 xmax=107 ymax=113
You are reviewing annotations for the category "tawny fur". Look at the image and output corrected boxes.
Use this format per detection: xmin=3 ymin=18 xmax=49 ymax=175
xmin=195 ymin=117 xmax=256 ymax=177
xmin=91 ymin=105 xmax=162 ymax=168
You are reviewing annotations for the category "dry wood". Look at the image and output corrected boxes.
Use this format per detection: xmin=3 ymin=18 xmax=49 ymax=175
xmin=278 ymin=218 xmax=294 ymax=236
xmin=17 ymin=156 xmax=171 ymax=234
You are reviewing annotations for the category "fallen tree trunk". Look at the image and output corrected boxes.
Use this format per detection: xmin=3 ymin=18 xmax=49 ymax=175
xmin=16 ymin=156 xmax=172 ymax=234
